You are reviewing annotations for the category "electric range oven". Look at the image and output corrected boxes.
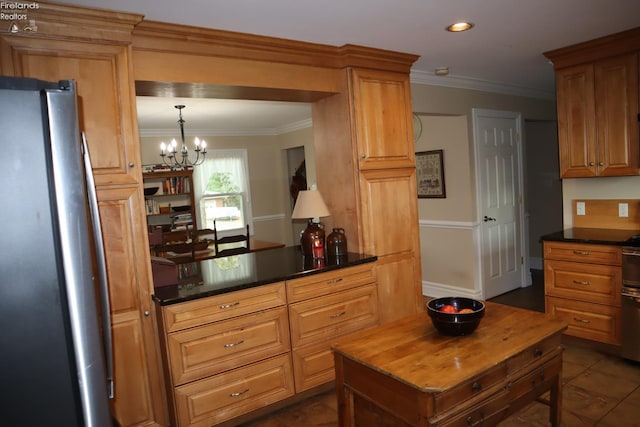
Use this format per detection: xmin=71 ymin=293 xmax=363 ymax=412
xmin=622 ymin=235 xmax=640 ymax=362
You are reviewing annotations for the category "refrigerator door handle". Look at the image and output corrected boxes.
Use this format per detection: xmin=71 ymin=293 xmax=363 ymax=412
xmin=82 ymin=133 xmax=115 ymax=399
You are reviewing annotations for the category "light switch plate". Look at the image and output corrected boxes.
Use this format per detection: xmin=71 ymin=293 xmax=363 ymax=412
xmin=576 ymin=201 xmax=586 ymax=216
xmin=619 ymin=202 xmax=629 ymax=218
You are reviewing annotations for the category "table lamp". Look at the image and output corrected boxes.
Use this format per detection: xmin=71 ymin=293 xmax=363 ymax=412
xmin=291 ymin=189 xmax=330 ymax=258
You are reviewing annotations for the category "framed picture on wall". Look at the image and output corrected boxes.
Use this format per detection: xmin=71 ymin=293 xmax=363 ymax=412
xmin=416 ymin=149 xmax=446 ymax=198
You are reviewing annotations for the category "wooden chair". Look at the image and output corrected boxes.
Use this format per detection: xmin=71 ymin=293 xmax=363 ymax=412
xmin=213 ymin=219 xmax=251 ymax=257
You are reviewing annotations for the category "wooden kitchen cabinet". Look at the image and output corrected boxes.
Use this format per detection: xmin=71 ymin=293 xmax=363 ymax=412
xmin=0 ymin=36 xmax=143 ymax=186
xmin=155 ymin=282 xmax=294 ymax=426
xmin=0 ymin=5 xmax=167 ymax=426
xmin=155 ymin=263 xmax=378 ymax=425
xmin=543 ymin=241 xmax=622 ymax=345
xmin=350 ymin=68 xmax=416 ymax=170
xmin=312 ymin=69 xmax=423 ymax=325
xmin=544 ymin=28 xmax=640 ymax=178
xmin=288 ymin=264 xmax=378 ymax=392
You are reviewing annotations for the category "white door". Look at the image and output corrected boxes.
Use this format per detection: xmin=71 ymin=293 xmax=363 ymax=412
xmin=473 ymin=109 xmax=525 ymax=299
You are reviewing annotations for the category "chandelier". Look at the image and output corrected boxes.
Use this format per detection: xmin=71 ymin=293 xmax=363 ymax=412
xmin=159 ymin=105 xmax=207 ymax=167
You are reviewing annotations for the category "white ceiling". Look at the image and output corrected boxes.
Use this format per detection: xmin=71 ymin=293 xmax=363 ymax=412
xmin=54 ymin=0 xmax=640 ymax=133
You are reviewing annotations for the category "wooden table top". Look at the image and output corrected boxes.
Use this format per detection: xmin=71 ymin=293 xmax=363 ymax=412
xmin=331 ymin=301 xmax=567 ymax=393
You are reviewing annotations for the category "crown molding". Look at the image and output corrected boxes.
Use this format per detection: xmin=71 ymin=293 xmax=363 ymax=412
xmin=410 ymin=70 xmax=555 ymax=100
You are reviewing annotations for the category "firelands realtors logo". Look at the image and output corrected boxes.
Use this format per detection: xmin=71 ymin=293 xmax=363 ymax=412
xmin=1 ymin=2 xmax=39 ymax=33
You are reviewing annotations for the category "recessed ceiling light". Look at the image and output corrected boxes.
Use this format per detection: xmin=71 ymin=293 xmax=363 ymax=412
xmin=446 ymin=22 xmax=474 ymax=32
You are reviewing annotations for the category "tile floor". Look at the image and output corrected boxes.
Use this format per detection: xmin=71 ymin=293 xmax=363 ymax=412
xmin=240 ymin=273 xmax=640 ymax=426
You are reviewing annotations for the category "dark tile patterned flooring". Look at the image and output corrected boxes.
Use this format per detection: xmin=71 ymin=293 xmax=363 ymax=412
xmin=239 ymin=271 xmax=640 ymax=426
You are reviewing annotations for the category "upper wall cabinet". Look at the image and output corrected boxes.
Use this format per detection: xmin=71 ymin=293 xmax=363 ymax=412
xmin=350 ymin=68 xmax=416 ymax=170
xmin=545 ymin=28 xmax=640 ymax=178
xmin=0 ymin=10 xmax=143 ymax=186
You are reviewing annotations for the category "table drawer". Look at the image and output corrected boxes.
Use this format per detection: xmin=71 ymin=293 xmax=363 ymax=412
xmin=163 ymin=282 xmax=286 ymax=332
xmin=289 ymin=284 xmax=378 ymax=348
xmin=291 ymin=340 xmax=335 ymax=392
xmin=543 ymin=241 xmax=621 ymax=265
xmin=432 ymin=388 xmax=510 ymax=427
xmin=507 ymin=334 xmax=562 ymax=375
xmin=167 ymin=307 xmax=290 ymax=385
xmin=433 ymin=362 xmax=508 ymax=415
xmin=508 ymin=351 xmax=562 ymax=404
xmin=544 ymin=260 xmax=621 ymax=305
xmin=287 ymin=263 xmax=375 ymax=303
xmin=546 ymin=296 xmax=621 ymax=345
xmin=174 ymin=354 xmax=294 ymax=427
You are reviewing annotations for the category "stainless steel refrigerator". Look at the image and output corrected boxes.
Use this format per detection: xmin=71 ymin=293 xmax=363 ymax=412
xmin=0 ymin=76 xmax=114 ymax=426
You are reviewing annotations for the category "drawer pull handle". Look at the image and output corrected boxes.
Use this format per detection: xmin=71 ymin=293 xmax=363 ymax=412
xmin=573 ymin=280 xmax=590 ymax=285
xmin=572 ymin=250 xmax=590 ymax=255
xmin=471 ymin=381 xmax=482 ymax=392
xmin=220 ymin=301 xmax=240 ymax=309
xmin=327 ymin=278 xmax=343 ymax=285
xmin=573 ymin=317 xmax=591 ymax=323
xmin=229 ymin=388 xmax=249 ymax=397
xmin=330 ymin=311 xmax=346 ymax=319
xmin=534 ymin=348 xmax=543 ymax=357
xmin=466 ymin=413 xmax=484 ymax=426
xmin=224 ymin=340 xmax=245 ymax=348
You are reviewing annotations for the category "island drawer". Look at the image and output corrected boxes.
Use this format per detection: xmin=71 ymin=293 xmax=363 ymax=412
xmin=506 ymin=334 xmax=562 ymax=375
xmin=543 ymin=241 xmax=621 ymax=265
xmin=433 ymin=362 xmax=508 ymax=415
xmin=162 ymin=282 xmax=286 ymax=332
xmin=167 ymin=307 xmax=290 ymax=385
xmin=507 ymin=350 xmax=562 ymax=405
xmin=431 ymin=388 xmax=509 ymax=427
xmin=544 ymin=260 xmax=621 ymax=305
xmin=286 ymin=263 xmax=375 ymax=303
xmin=174 ymin=354 xmax=294 ymax=427
xmin=288 ymin=284 xmax=378 ymax=348
xmin=546 ymin=296 xmax=621 ymax=345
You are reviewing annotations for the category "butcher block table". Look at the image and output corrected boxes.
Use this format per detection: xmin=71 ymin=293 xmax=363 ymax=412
xmin=332 ymin=302 xmax=568 ymax=427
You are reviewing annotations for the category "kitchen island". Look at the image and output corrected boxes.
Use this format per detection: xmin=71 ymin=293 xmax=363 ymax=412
xmin=332 ymin=302 xmax=567 ymax=426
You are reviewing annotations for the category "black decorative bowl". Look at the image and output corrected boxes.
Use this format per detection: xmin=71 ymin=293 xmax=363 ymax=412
xmin=144 ymin=187 xmax=159 ymax=196
xmin=426 ymin=297 xmax=485 ymax=336
xmin=171 ymin=205 xmax=191 ymax=212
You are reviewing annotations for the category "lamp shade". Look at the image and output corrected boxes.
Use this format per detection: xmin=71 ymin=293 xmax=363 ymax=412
xmin=291 ymin=189 xmax=330 ymax=219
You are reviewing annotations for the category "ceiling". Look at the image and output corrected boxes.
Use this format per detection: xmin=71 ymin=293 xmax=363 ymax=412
xmin=54 ymin=0 xmax=640 ymax=134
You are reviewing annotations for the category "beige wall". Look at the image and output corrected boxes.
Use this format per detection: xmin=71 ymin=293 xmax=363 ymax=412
xmin=410 ymin=83 xmax=557 ymax=298
xmin=139 ymin=126 xmax=315 ymax=246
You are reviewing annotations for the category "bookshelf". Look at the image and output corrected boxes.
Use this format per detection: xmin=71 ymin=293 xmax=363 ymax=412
xmin=143 ymin=169 xmax=197 ymax=242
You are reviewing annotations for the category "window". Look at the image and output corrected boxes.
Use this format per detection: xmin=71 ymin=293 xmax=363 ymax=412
xmin=193 ymin=149 xmax=252 ymax=234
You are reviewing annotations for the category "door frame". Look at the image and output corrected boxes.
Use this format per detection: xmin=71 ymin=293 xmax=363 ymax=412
xmin=472 ymin=108 xmax=529 ymax=299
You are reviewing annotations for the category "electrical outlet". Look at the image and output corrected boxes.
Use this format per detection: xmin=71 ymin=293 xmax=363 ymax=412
xmin=619 ymin=202 xmax=629 ymax=218
xmin=576 ymin=201 xmax=586 ymax=216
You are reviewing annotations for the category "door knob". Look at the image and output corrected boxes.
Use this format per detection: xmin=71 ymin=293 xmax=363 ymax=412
xmin=483 ymin=216 xmax=496 ymax=222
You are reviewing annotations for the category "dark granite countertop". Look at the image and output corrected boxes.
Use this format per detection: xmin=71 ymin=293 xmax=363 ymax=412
xmin=541 ymin=227 xmax=640 ymax=246
xmin=152 ymin=245 xmax=377 ymax=306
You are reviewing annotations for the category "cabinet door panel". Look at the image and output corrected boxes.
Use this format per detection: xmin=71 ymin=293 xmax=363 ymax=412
xmin=556 ymin=64 xmax=597 ymax=177
xmin=595 ymin=53 xmax=639 ymax=175
xmin=351 ymin=69 xmax=415 ymax=170
xmin=359 ymin=168 xmax=419 ymax=256
xmin=98 ymin=186 xmax=167 ymax=426
xmin=0 ymin=37 xmax=140 ymax=185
